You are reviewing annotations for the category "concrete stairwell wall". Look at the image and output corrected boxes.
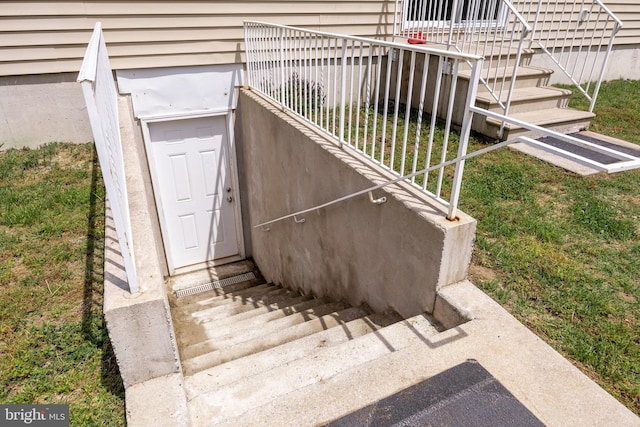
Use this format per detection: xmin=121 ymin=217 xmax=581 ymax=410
xmin=236 ymin=90 xmax=476 ymax=318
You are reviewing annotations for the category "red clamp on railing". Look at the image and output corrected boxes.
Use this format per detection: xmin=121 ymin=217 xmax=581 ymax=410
xmin=408 ymin=32 xmax=426 ymax=44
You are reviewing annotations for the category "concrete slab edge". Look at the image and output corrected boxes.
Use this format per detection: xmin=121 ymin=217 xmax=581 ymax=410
xmin=436 ymin=280 xmax=640 ymax=426
xmin=125 ymin=373 xmax=190 ymax=427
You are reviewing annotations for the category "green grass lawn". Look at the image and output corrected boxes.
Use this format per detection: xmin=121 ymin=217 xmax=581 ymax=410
xmin=0 ymin=143 xmax=125 ymax=426
xmin=461 ymin=79 xmax=640 ymax=415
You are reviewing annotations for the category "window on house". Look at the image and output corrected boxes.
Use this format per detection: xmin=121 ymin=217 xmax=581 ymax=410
xmin=404 ymin=0 xmax=503 ymax=28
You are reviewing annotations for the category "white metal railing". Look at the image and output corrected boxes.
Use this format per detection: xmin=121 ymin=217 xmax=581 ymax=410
xmin=396 ymin=0 xmax=531 ymax=125
xmin=396 ymin=0 xmax=622 ymax=115
xmin=514 ymin=0 xmax=622 ymax=112
xmin=244 ymin=21 xmax=483 ymax=220
xmin=78 ymin=22 xmax=139 ymax=293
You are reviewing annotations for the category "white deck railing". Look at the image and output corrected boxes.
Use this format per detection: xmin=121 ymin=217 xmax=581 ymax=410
xmin=396 ymin=0 xmax=531 ymax=125
xmin=515 ymin=0 xmax=622 ymax=112
xmin=78 ymin=23 xmax=139 ymax=293
xmin=244 ymin=21 xmax=483 ymax=220
xmin=396 ymin=0 xmax=622 ymax=115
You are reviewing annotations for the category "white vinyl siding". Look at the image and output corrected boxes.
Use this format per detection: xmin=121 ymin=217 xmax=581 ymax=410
xmin=610 ymin=0 xmax=640 ymax=44
xmin=0 ymin=1 xmax=396 ymax=76
xmin=0 ymin=0 xmax=637 ymax=77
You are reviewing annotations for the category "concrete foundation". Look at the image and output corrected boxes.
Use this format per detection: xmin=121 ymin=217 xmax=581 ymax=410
xmin=530 ymin=45 xmax=640 ymax=85
xmin=236 ymin=90 xmax=476 ymax=317
xmin=0 ymin=73 xmax=93 ymax=150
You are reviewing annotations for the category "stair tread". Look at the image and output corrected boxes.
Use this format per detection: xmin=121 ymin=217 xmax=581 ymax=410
xmin=180 ymin=300 xmax=349 ymax=359
xmin=187 ymin=313 xmax=444 ymax=426
xmin=173 ymin=283 xmax=280 ymax=315
xmin=184 ymin=312 xmax=403 ymax=398
xmin=175 ymin=287 xmax=300 ymax=323
xmin=419 ymin=40 xmax=534 ymax=59
xmin=175 ymin=295 xmax=319 ymax=348
xmin=460 ymin=64 xmax=553 ymax=80
xmin=210 ymin=329 xmax=431 ymax=427
xmin=181 ymin=305 xmax=371 ymax=376
xmin=475 ymin=85 xmax=572 ymax=105
xmin=170 ymin=279 xmax=265 ymax=308
xmin=486 ymin=107 xmax=595 ymax=129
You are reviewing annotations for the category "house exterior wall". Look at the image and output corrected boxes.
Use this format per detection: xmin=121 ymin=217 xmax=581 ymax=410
xmin=0 ymin=0 xmax=395 ymax=149
xmin=0 ymin=0 xmax=637 ymax=148
xmin=0 ymin=1 xmax=396 ymax=77
xmin=608 ymin=0 xmax=640 ymax=45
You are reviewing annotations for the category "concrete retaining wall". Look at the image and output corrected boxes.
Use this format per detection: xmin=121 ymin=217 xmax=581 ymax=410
xmin=236 ymin=90 xmax=476 ymax=317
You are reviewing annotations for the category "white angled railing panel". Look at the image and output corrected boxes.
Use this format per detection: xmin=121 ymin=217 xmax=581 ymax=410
xmin=397 ymin=0 xmax=531 ymax=126
xmin=514 ymin=0 xmax=622 ymax=112
xmin=78 ymin=23 xmax=139 ymax=293
xmin=397 ymin=0 xmax=622 ymax=114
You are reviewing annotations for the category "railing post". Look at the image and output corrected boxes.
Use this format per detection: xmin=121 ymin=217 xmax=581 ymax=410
xmin=447 ymin=0 xmax=459 ymax=48
xmin=529 ymin=0 xmax=543 ymax=49
xmin=339 ymin=39 xmax=348 ymax=145
xmin=589 ymin=22 xmax=620 ymax=112
xmin=448 ymin=58 xmax=483 ymax=220
xmin=279 ymin=27 xmax=286 ymax=108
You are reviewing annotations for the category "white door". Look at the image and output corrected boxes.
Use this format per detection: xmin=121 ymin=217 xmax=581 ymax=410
xmin=147 ymin=115 xmax=241 ymax=272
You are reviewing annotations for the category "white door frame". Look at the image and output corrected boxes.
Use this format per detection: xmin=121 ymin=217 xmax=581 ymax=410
xmin=140 ymin=108 xmax=245 ymax=275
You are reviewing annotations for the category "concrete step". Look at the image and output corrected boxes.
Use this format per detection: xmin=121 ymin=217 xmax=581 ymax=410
xmin=181 ymin=305 xmax=372 ymax=376
xmin=175 ymin=294 xmax=318 ymax=348
xmin=181 ymin=300 xmax=349 ymax=359
xmin=172 ymin=281 xmax=273 ymax=314
xmin=175 ymin=285 xmax=300 ymax=323
xmin=422 ymin=41 xmax=534 ymax=65
xmin=168 ymin=260 xmax=260 ymax=304
xmin=475 ymin=86 xmax=573 ymax=114
xmin=460 ymin=65 xmax=554 ymax=90
xmin=169 ymin=277 xmax=267 ymax=308
xmin=458 ymin=45 xmax=535 ymax=69
xmin=187 ymin=313 xmax=445 ymax=426
xmin=183 ymin=312 xmax=403 ymax=399
xmin=485 ymin=107 xmax=595 ymax=140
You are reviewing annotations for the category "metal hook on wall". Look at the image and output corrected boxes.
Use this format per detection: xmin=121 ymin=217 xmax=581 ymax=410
xmin=368 ymin=191 xmax=387 ymax=205
xmin=261 ymin=225 xmax=271 ymax=232
xmin=293 ymin=215 xmax=306 ymax=224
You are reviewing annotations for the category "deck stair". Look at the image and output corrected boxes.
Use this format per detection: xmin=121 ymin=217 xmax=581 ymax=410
xmin=168 ymin=263 xmax=449 ymax=426
xmin=456 ymin=46 xmax=595 ymax=140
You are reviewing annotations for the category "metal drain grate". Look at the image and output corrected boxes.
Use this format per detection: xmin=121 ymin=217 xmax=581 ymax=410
xmin=175 ymin=271 xmax=256 ymax=298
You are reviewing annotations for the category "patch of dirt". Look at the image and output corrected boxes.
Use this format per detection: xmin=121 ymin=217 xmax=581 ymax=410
xmin=468 ymin=264 xmax=498 ymax=283
xmin=618 ymin=291 xmax=637 ymax=303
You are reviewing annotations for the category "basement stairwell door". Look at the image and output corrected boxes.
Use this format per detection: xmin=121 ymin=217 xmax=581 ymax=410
xmin=144 ymin=114 xmax=242 ymax=274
